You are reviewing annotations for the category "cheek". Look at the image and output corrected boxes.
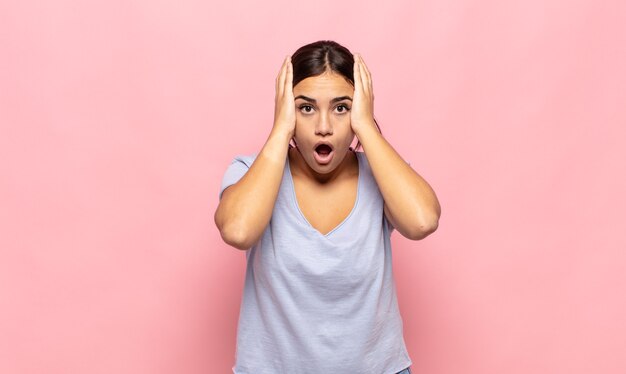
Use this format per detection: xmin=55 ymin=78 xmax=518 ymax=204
xmin=333 ymin=119 xmax=355 ymax=142
xmin=332 ymin=115 xmax=352 ymax=128
xmin=293 ymin=117 xmax=310 ymax=140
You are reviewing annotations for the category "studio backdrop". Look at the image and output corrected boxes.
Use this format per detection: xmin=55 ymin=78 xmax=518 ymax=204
xmin=1 ymin=0 xmax=624 ymax=373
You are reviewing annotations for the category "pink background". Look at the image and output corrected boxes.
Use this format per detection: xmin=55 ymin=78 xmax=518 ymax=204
xmin=1 ymin=0 xmax=625 ymax=373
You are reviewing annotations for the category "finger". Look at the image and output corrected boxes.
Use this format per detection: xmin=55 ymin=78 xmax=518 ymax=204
xmin=356 ymin=55 xmax=370 ymax=97
xmin=275 ymin=60 xmax=284 ymax=98
xmin=356 ymin=55 xmax=375 ymax=106
xmin=284 ymin=56 xmax=293 ymax=97
xmin=277 ymin=56 xmax=289 ymax=98
xmin=357 ymin=55 xmax=371 ymax=91
xmin=361 ymin=63 xmax=374 ymax=98
xmin=353 ymin=54 xmax=362 ymax=92
xmin=359 ymin=54 xmax=372 ymax=84
xmin=360 ymin=58 xmax=373 ymax=99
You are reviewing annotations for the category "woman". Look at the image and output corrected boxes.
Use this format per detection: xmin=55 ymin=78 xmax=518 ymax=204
xmin=215 ymin=40 xmax=440 ymax=374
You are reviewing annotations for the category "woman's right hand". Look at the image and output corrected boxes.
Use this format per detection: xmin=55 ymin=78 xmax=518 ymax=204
xmin=272 ymin=56 xmax=296 ymax=139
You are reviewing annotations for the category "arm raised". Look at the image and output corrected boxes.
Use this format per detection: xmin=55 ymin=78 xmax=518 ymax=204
xmin=351 ymin=54 xmax=441 ymax=240
xmin=214 ymin=56 xmax=296 ymax=250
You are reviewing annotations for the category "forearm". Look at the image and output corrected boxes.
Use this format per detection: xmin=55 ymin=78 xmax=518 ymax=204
xmin=214 ymin=129 xmax=292 ymax=249
xmin=356 ymin=122 xmax=441 ymax=236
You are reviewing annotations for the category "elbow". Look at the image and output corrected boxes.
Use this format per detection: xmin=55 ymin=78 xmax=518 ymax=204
xmin=406 ymin=216 xmax=439 ymax=241
xmin=219 ymin=223 xmax=256 ymax=251
xmin=407 ymin=200 xmax=441 ymax=240
xmin=405 ymin=222 xmax=439 ymax=240
xmin=215 ymin=209 xmax=255 ymax=251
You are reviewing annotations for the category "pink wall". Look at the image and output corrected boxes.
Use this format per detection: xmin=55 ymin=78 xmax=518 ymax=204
xmin=1 ymin=0 xmax=625 ymax=373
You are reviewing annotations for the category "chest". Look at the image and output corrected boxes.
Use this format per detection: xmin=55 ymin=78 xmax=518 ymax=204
xmin=292 ymin=175 xmax=358 ymax=236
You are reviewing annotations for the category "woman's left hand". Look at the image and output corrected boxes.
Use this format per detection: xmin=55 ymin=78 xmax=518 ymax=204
xmin=350 ymin=54 xmax=377 ymax=135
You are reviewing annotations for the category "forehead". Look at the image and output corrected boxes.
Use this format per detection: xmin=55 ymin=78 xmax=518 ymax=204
xmin=293 ymin=71 xmax=354 ymax=97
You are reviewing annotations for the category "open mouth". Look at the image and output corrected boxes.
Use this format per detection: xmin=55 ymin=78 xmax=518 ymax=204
xmin=315 ymin=144 xmax=333 ymax=156
xmin=314 ymin=143 xmax=334 ymax=164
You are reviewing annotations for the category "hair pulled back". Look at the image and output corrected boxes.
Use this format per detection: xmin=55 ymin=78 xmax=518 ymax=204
xmin=292 ymin=40 xmax=355 ymax=88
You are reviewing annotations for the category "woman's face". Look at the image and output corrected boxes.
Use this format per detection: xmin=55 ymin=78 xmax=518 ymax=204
xmin=292 ymin=71 xmax=355 ymax=176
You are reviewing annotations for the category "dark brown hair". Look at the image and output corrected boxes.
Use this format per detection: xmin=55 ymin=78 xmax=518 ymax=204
xmin=290 ymin=40 xmax=382 ymax=152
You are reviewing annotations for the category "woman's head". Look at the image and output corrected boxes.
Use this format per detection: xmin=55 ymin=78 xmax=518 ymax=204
xmin=289 ymin=40 xmax=381 ymax=171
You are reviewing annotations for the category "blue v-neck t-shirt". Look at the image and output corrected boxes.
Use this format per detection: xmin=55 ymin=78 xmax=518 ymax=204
xmin=219 ymin=150 xmax=412 ymax=374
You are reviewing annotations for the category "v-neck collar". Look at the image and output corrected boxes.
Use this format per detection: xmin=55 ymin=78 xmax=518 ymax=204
xmin=286 ymin=151 xmax=362 ymax=238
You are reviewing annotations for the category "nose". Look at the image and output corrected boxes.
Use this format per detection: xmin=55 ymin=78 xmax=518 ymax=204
xmin=315 ymin=112 xmax=333 ymax=136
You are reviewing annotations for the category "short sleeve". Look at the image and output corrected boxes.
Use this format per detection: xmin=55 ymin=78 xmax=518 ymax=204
xmin=218 ymin=153 xmax=257 ymax=200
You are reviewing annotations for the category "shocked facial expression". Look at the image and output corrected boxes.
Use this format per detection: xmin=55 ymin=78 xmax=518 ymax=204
xmin=292 ymin=71 xmax=355 ymax=174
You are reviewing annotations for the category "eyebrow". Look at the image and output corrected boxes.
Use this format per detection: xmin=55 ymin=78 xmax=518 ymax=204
xmin=294 ymin=95 xmax=353 ymax=104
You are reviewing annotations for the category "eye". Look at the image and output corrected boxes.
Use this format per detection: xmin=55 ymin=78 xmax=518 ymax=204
xmin=299 ymin=105 xmax=314 ymax=114
xmin=335 ymin=104 xmax=350 ymax=114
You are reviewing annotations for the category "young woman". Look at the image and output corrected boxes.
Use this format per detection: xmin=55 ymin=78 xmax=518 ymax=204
xmin=215 ymin=40 xmax=441 ymax=374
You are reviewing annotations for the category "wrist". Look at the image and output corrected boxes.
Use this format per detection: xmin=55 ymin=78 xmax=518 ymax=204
xmin=259 ymin=128 xmax=293 ymax=164
xmin=352 ymin=118 xmax=377 ymax=137
xmin=269 ymin=126 xmax=294 ymax=144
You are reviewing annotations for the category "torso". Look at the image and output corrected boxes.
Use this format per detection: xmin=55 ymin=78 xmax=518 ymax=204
xmin=232 ymin=150 xmax=410 ymax=373
xmin=289 ymin=148 xmax=359 ymax=236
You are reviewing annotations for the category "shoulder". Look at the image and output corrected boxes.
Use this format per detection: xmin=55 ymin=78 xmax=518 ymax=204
xmin=228 ymin=152 xmax=258 ymax=169
xmin=218 ymin=152 xmax=259 ymax=200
